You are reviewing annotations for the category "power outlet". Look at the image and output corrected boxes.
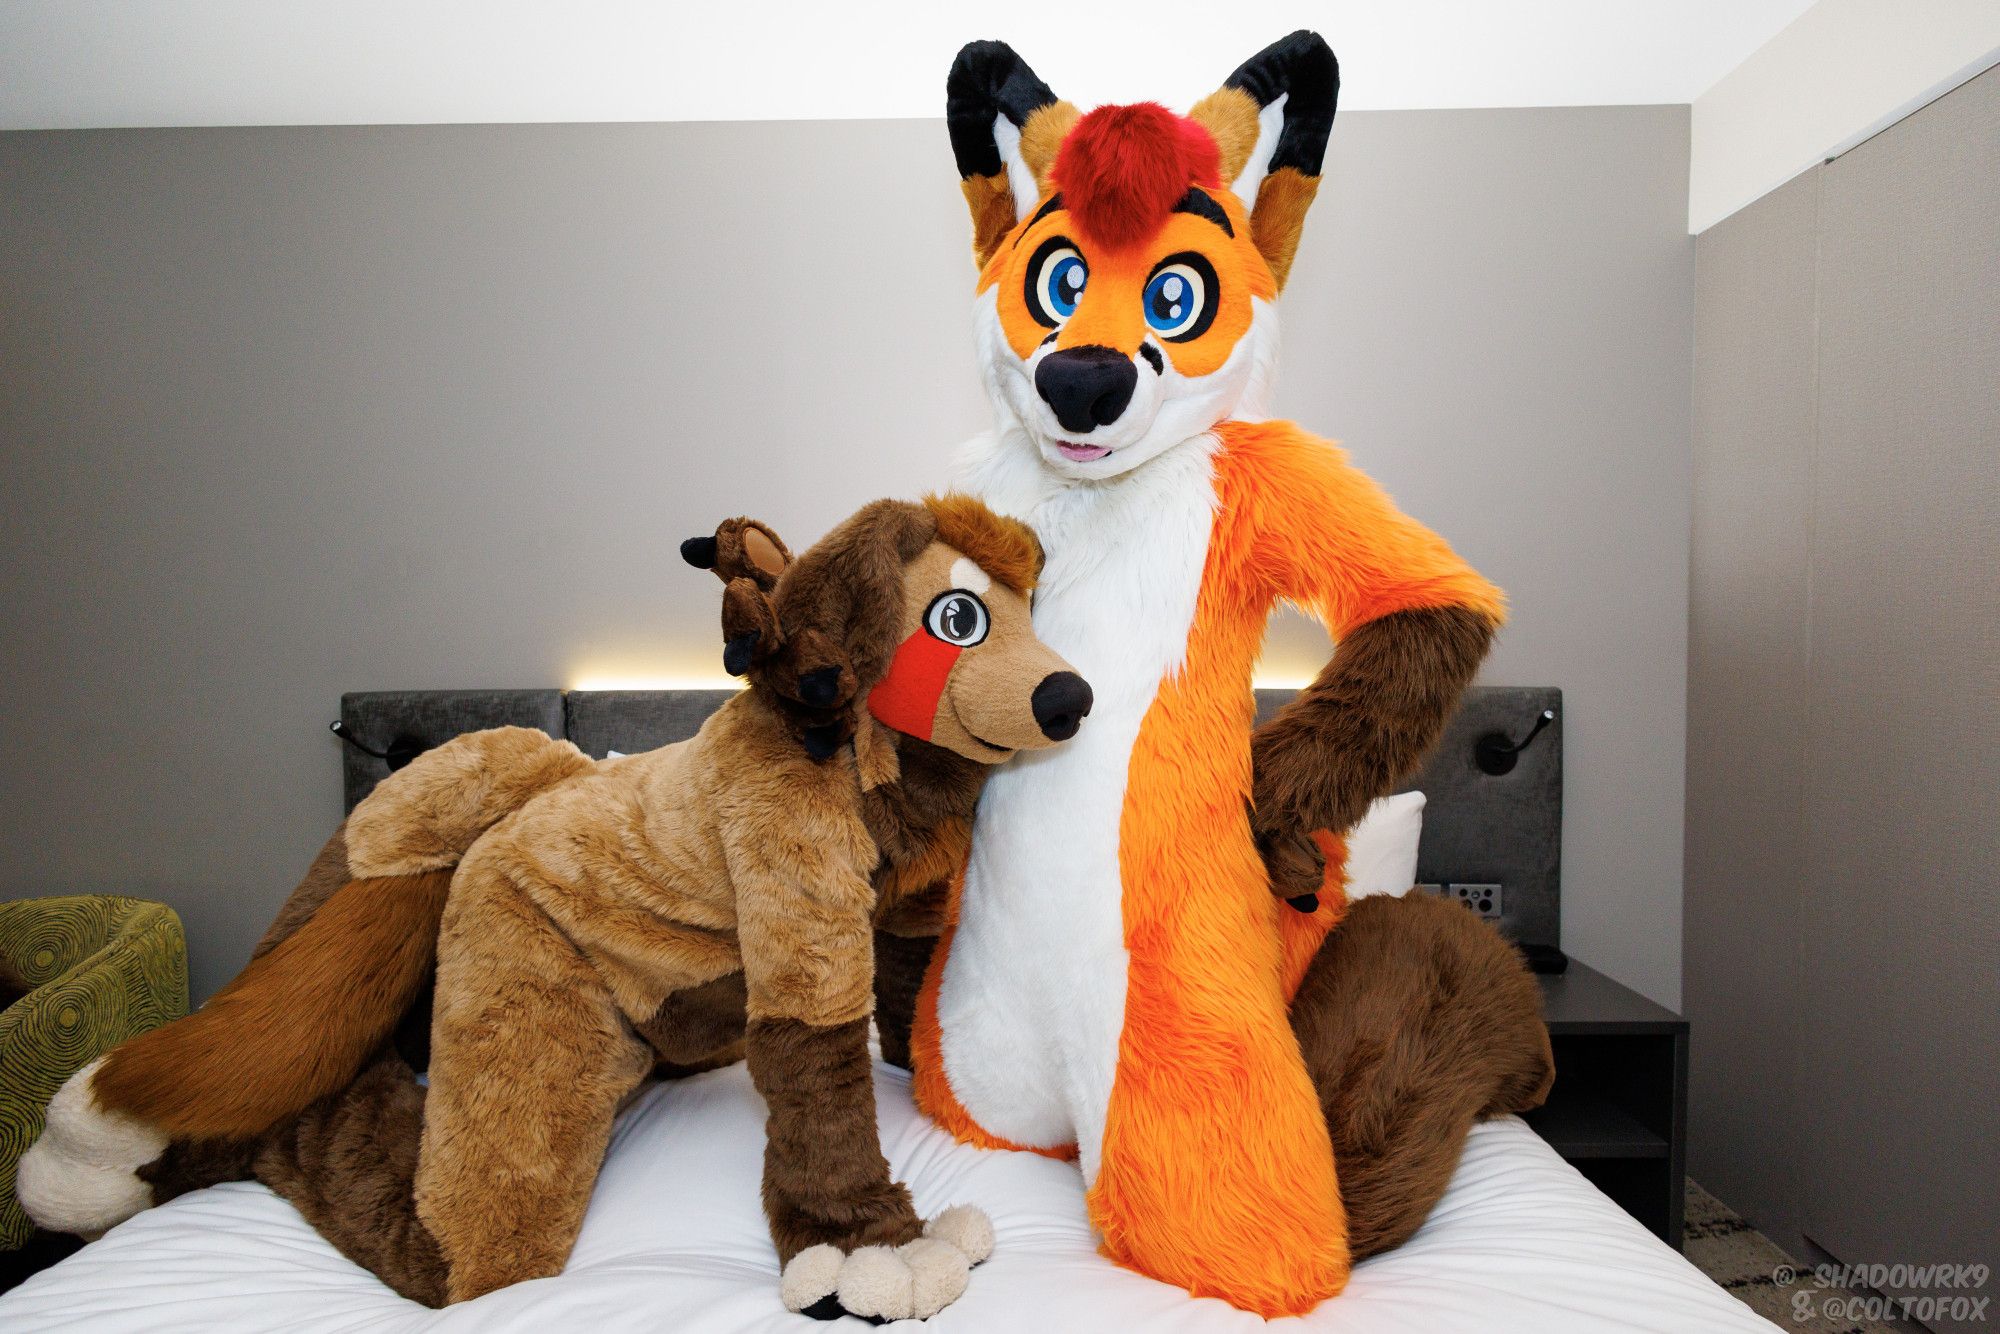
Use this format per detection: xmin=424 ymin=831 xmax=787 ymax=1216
xmin=1449 ymin=883 xmax=1503 ymax=919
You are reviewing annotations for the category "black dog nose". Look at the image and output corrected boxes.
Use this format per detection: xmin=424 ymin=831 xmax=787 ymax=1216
xmin=1031 ymin=671 xmax=1093 ymax=741
xmin=1034 ymin=346 xmax=1137 ymax=434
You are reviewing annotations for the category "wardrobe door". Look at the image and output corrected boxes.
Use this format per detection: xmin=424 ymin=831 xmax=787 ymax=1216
xmin=1796 ymin=68 xmax=2000 ymax=1334
xmin=1685 ymin=166 xmax=1819 ymax=1252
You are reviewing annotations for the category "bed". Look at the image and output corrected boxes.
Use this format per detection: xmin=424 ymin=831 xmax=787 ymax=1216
xmin=0 ymin=687 xmax=1777 ymax=1332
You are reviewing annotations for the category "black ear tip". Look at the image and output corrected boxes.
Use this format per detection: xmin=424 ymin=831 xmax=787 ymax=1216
xmin=722 ymin=630 xmax=760 ymax=677
xmin=952 ymin=38 xmax=1020 ymax=70
xmin=681 ymin=536 xmax=718 ymax=570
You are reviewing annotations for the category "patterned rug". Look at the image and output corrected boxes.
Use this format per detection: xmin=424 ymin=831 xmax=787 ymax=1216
xmin=1684 ymin=1180 xmax=1901 ymax=1333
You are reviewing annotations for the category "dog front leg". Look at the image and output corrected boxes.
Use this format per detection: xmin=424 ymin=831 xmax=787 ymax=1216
xmin=733 ymin=842 xmax=990 ymax=1322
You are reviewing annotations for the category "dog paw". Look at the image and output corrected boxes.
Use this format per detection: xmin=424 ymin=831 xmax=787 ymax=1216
xmin=781 ymin=1244 xmax=849 ymax=1319
xmin=780 ymin=1206 xmax=994 ymax=1322
xmin=922 ymin=1204 xmax=994 ymax=1264
xmin=16 ymin=1057 xmax=168 ymax=1238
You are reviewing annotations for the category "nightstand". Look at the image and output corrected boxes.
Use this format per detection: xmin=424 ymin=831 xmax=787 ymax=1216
xmin=1523 ymin=960 xmax=1689 ymax=1249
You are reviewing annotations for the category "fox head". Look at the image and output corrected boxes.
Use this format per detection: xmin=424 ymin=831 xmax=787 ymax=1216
xmin=947 ymin=32 xmax=1338 ymax=480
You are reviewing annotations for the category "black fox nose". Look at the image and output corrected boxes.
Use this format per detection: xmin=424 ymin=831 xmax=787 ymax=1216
xmin=1031 ymin=671 xmax=1093 ymax=741
xmin=1034 ymin=346 xmax=1136 ymax=434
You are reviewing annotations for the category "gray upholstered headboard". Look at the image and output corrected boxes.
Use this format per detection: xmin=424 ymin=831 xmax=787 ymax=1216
xmin=337 ymin=685 xmax=1562 ymax=945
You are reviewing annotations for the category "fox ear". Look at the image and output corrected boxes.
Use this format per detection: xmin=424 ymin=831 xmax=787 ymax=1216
xmin=947 ymin=41 xmax=1078 ymax=268
xmin=1189 ymin=30 xmax=1339 ymax=290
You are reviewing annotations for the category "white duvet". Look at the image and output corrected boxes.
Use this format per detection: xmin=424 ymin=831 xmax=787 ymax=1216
xmin=2 ymin=1060 xmax=1774 ymax=1333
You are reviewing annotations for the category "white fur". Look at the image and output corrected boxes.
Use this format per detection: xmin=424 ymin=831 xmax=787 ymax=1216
xmin=925 ymin=1203 xmax=995 ymax=1263
xmin=971 ymin=286 xmax=1280 ymax=483
xmin=15 ymin=1057 xmax=168 ymax=1238
xmin=896 ymin=1238 xmax=973 ymax=1318
xmin=940 ymin=262 xmax=1286 ymax=1181
xmin=948 ymin=556 xmax=991 ymax=595
xmin=779 ymin=1243 xmax=845 ymax=1312
xmin=942 ymin=417 xmax=1221 ymax=1182
xmin=991 ymin=112 xmax=1041 ymax=225
xmin=1230 ymin=92 xmax=1289 ymax=211
xmin=778 ymin=1207 xmax=994 ymax=1318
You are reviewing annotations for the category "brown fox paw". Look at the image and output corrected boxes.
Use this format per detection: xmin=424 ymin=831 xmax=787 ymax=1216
xmin=781 ymin=1206 xmax=994 ymax=1322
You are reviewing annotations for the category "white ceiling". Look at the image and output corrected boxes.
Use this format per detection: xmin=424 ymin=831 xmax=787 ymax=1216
xmin=1 ymin=0 xmax=1818 ymax=129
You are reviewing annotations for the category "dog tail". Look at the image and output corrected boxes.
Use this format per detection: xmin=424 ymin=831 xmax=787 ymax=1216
xmin=74 ymin=729 xmax=590 ymax=1142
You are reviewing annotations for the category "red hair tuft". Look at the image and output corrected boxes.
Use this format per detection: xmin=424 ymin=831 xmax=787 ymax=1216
xmin=1050 ymin=103 xmax=1222 ymax=252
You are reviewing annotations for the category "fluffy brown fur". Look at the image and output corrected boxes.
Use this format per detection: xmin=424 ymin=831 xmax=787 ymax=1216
xmin=1251 ymin=605 xmax=1496 ymax=896
xmin=342 ymin=727 xmax=595 ymax=877
xmin=137 ymin=1134 xmax=258 ymax=1207
xmin=1291 ymin=892 xmax=1554 ymax=1258
xmin=255 ymin=1054 xmax=447 ymax=1306
xmin=635 ymin=971 xmax=749 ymax=1072
xmin=93 ymin=867 xmax=451 ymax=1138
xmin=921 ymin=493 xmax=1040 ymax=592
xmin=872 ymin=931 xmax=940 ymax=1072
xmin=748 ymin=1015 xmax=925 ymax=1263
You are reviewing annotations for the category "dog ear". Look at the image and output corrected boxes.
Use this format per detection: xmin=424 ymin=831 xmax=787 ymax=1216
xmin=946 ymin=41 xmax=1079 ymax=268
xmin=1188 ymin=30 xmax=1339 ymax=290
xmin=776 ymin=499 xmax=936 ymax=700
xmin=720 ymin=577 xmax=782 ymax=678
xmin=682 ymin=517 xmax=791 ymax=592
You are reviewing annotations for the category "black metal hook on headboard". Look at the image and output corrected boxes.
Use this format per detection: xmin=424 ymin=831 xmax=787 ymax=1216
xmin=329 ymin=720 xmax=428 ymax=772
xmin=1474 ymin=708 xmax=1556 ymax=776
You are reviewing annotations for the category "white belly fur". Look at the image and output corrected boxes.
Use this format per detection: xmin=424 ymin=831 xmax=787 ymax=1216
xmin=939 ymin=423 xmax=1218 ymax=1183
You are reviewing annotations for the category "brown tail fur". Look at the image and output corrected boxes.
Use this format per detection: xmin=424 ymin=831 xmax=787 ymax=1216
xmin=1291 ymin=891 xmax=1555 ymax=1259
xmin=93 ymin=729 xmax=593 ymax=1144
xmin=94 ymin=868 xmax=453 ymax=1140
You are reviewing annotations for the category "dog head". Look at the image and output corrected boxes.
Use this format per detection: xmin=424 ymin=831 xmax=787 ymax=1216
xmin=946 ymin=32 xmax=1338 ymax=480
xmin=684 ymin=496 xmax=1089 ymax=764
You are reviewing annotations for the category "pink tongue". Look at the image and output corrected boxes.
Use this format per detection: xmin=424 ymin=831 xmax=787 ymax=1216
xmin=1058 ymin=442 xmax=1111 ymax=462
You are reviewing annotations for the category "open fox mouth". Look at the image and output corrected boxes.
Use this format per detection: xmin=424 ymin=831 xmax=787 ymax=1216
xmin=1055 ymin=441 xmax=1112 ymax=462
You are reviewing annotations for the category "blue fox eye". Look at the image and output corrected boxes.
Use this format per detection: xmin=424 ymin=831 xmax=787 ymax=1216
xmin=1025 ymin=237 xmax=1087 ymax=327
xmin=1143 ymin=253 xmax=1218 ymax=343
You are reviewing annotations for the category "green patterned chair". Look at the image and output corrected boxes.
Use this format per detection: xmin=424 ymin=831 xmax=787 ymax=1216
xmin=0 ymin=896 xmax=188 ymax=1251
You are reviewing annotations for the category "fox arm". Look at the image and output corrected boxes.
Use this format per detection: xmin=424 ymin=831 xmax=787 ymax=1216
xmin=1247 ymin=432 xmax=1505 ymax=899
xmin=728 ymin=813 xmax=925 ymax=1262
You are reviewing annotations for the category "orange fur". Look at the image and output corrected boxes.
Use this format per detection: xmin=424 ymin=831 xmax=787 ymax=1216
xmin=981 ymin=190 xmax=1275 ymax=381
xmin=94 ymin=871 xmax=450 ymax=1139
xmin=1060 ymin=421 xmax=1500 ymax=1316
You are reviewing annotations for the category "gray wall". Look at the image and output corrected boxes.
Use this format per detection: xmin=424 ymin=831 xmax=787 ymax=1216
xmin=0 ymin=107 xmax=1693 ymax=1007
xmin=1686 ymin=66 xmax=1998 ymax=1319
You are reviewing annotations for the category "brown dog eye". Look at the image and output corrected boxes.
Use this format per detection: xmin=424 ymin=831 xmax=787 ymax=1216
xmin=925 ymin=591 xmax=990 ymax=647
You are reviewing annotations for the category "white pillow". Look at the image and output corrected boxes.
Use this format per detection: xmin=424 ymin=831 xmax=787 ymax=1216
xmin=1342 ymin=791 xmax=1427 ymax=900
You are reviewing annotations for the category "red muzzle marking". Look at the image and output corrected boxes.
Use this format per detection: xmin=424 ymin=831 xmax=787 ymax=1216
xmin=868 ymin=631 xmax=962 ymax=741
